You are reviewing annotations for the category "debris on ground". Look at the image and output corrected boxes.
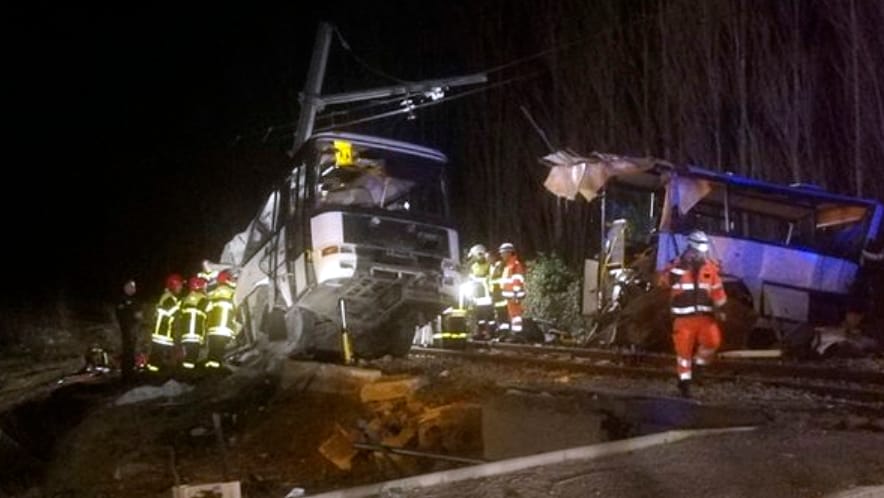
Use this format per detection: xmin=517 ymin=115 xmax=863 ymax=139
xmin=115 ymin=379 xmax=194 ymax=405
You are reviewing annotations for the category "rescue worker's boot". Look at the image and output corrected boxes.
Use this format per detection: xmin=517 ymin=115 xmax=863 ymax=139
xmin=203 ymin=335 xmax=229 ymax=370
xmin=677 ymin=379 xmax=692 ymax=398
xmin=692 ymin=363 xmax=707 ymax=386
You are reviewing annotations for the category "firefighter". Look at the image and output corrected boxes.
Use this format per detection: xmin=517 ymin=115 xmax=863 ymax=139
xmin=661 ymin=230 xmax=727 ymax=398
xmin=204 ymin=270 xmax=238 ymax=369
xmin=147 ymin=273 xmax=183 ymax=373
xmin=465 ymin=244 xmax=494 ymax=339
xmin=499 ymin=242 xmax=527 ymax=336
xmin=178 ymin=276 xmax=208 ymax=370
xmin=489 ymin=251 xmax=507 ymax=336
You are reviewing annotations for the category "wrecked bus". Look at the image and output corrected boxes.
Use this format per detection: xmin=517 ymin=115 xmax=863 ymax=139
xmin=543 ymin=152 xmax=883 ymax=345
xmin=222 ymin=132 xmax=461 ymax=358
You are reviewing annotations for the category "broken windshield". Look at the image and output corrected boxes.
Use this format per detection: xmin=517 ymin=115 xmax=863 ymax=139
xmin=314 ymin=140 xmax=448 ymax=219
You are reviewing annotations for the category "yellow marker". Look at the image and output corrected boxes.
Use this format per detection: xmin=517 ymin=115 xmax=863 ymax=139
xmin=339 ymin=298 xmax=354 ymax=364
xmin=334 ymin=140 xmax=353 ymax=166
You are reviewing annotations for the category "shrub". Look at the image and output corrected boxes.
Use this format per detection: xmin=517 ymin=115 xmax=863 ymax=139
xmin=524 ymin=253 xmax=584 ymax=333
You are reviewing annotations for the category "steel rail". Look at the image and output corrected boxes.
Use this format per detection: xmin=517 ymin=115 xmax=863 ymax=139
xmin=411 ymin=347 xmax=884 ymax=403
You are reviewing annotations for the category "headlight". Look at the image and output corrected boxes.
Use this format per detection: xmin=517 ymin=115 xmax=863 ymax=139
xmin=459 ymin=282 xmax=474 ymax=298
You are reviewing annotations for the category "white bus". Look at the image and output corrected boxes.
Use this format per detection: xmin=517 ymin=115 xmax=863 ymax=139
xmin=222 ymin=132 xmax=461 ymax=358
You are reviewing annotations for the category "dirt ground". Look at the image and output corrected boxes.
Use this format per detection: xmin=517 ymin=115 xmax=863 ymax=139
xmin=1 ymin=351 xmax=882 ymax=498
xmin=398 ymin=426 xmax=884 ymax=498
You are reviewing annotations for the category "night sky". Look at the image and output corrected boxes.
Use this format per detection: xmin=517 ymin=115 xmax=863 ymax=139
xmin=13 ymin=2 xmax=883 ymax=305
xmin=12 ymin=4 xmax=474 ymax=302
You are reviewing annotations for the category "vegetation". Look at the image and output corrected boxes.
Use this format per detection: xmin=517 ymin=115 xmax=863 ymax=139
xmin=523 ymin=253 xmax=585 ymax=334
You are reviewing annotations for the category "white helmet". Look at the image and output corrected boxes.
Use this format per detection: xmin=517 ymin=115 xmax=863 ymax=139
xmin=687 ymin=230 xmax=710 ymax=253
xmin=499 ymin=242 xmax=516 ymax=254
xmin=467 ymin=244 xmax=488 ymax=259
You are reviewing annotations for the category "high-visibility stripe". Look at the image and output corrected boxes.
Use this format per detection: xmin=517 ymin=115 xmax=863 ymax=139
xmin=713 ymin=297 xmax=727 ymax=306
xmin=669 ymin=268 xmax=687 ymax=275
xmin=181 ymin=334 xmax=202 ymax=344
xmin=672 ymin=282 xmax=717 ymax=291
xmin=151 ymin=334 xmax=175 ymax=346
xmin=208 ymin=327 xmax=235 ymax=338
xmin=679 ymin=372 xmax=692 ymax=380
xmin=182 ymin=308 xmax=206 ymax=318
xmin=677 ymin=357 xmax=692 ymax=368
xmin=671 ymin=305 xmax=715 ymax=315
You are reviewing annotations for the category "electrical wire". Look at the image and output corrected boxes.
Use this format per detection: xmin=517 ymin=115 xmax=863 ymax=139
xmin=333 ymin=26 xmax=412 ymax=84
xmin=314 ymin=72 xmax=542 ymax=132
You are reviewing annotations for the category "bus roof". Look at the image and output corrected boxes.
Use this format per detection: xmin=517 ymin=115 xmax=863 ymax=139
xmin=307 ymin=132 xmax=448 ymax=164
xmin=614 ymin=162 xmax=881 ymax=208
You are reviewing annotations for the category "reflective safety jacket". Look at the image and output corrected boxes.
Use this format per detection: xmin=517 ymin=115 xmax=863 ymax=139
xmin=489 ymin=260 xmax=506 ymax=308
xmin=178 ymin=290 xmax=208 ymax=344
xmin=501 ymin=257 xmax=527 ymax=301
xmin=206 ymin=284 xmax=237 ymax=338
xmin=152 ymin=290 xmax=180 ymax=346
xmin=664 ymin=257 xmax=727 ymax=317
xmin=468 ymin=260 xmax=492 ymax=306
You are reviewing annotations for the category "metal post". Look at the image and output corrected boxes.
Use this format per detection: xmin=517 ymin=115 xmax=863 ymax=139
xmin=723 ymin=185 xmax=731 ymax=233
xmin=649 ymin=191 xmax=656 ymax=221
xmin=292 ymin=22 xmax=334 ymax=154
xmin=598 ymin=189 xmax=607 ymax=314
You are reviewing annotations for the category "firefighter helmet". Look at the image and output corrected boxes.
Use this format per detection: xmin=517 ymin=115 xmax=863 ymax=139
xmin=467 ymin=244 xmax=487 ymax=260
xmin=687 ymin=230 xmax=710 ymax=253
xmin=188 ymin=276 xmax=207 ymax=291
xmin=499 ymin=242 xmax=516 ymax=254
xmin=217 ymin=270 xmax=234 ymax=286
xmin=165 ymin=273 xmax=184 ymax=292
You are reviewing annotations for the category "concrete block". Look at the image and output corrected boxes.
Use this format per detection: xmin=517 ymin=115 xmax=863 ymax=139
xmin=171 ymin=481 xmax=241 ymax=498
xmin=282 ymin=361 xmax=382 ymax=395
xmin=360 ymin=376 xmax=427 ymax=403
xmin=319 ymin=424 xmax=359 ymax=471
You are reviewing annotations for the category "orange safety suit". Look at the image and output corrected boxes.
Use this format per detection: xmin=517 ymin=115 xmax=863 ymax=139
xmin=501 ymin=256 xmax=527 ymax=333
xmin=663 ymin=256 xmax=727 ymax=381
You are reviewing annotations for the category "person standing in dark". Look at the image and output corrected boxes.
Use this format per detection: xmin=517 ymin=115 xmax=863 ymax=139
xmin=115 ymin=279 xmax=142 ymax=384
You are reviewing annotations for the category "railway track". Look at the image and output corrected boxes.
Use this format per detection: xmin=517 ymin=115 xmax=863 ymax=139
xmin=410 ymin=343 xmax=884 ymax=403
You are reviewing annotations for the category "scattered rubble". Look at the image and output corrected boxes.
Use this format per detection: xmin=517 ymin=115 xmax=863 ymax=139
xmin=114 ymin=379 xmax=194 ymax=405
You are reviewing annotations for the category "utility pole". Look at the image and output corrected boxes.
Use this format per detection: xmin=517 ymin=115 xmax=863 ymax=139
xmin=292 ymin=22 xmax=334 ymax=153
xmin=291 ymin=22 xmax=487 ymax=154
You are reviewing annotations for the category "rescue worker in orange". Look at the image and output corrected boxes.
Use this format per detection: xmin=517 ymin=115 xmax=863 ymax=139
xmin=660 ymin=230 xmax=727 ymax=398
xmin=499 ymin=242 xmax=527 ymax=336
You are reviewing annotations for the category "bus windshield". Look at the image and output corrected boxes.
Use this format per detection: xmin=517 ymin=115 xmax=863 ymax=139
xmin=314 ymin=139 xmax=448 ymax=219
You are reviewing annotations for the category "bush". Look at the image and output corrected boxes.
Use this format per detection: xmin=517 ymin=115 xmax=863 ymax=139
xmin=523 ymin=253 xmax=585 ymax=333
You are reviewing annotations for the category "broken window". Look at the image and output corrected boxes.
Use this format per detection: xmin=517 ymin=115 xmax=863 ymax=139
xmin=313 ymin=140 xmax=447 ymax=219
